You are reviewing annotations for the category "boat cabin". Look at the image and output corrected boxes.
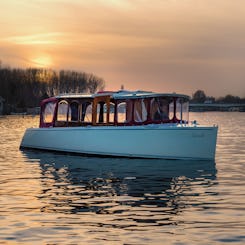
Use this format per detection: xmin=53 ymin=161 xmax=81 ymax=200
xmin=40 ymin=91 xmax=189 ymax=128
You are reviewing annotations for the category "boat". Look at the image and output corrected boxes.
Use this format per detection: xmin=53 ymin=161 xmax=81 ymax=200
xmin=20 ymin=90 xmax=218 ymax=160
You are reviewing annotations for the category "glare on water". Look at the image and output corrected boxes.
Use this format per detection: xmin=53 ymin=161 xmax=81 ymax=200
xmin=0 ymin=112 xmax=244 ymax=244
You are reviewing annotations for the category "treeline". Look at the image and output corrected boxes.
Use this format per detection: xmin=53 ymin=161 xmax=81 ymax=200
xmin=191 ymin=90 xmax=245 ymax=104
xmin=0 ymin=63 xmax=105 ymax=112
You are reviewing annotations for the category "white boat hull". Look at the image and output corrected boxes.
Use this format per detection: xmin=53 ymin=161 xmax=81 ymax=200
xmin=20 ymin=124 xmax=218 ymax=160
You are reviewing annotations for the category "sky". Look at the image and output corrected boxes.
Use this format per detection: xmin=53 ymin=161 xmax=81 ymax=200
xmin=0 ymin=0 xmax=245 ymax=98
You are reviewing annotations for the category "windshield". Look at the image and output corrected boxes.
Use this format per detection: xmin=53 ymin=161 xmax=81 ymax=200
xmin=43 ymin=101 xmax=56 ymax=123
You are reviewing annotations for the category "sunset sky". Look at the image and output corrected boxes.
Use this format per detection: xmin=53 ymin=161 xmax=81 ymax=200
xmin=0 ymin=0 xmax=245 ymax=97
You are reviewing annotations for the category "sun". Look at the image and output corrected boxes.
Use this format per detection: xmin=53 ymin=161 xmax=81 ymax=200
xmin=31 ymin=56 xmax=52 ymax=68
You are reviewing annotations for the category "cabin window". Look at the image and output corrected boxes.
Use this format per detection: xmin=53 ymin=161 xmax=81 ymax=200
xmin=182 ymin=101 xmax=189 ymax=122
xmin=57 ymin=100 xmax=69 ymax=121
xmin=117 ymin=101 xmax=133 ymax=123
xmin=150 ymin=98 xmax=169 ymax=121
xmin=96 ymin=102 xmax=107 ymax=123
xmin=117 ymin=102 xmax=126 ymax=123
xmin=176 ymin=98 xmax=189 ymax=122
xmin=116 ymin=101 xmax=133 ymax=124
xmin=82 ymin=102 xmax=92 ymax=123
xmin=95 ymin=101 xmax=112 ymax=124
xmin=69 ymin=101 xmax=79 ymax=122
xmin=134 ymin=99 xmax=147 ymax=123
xmin=43 ymin=101 xmax=56 ymax=123
xmin=169 ymin=101 xmax=174 ymax=120
xmin=109 ymin=102 xmax=115 ymax=123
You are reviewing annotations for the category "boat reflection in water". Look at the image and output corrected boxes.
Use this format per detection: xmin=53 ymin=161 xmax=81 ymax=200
xmin=22 ymin=150 xmax=217 ymax=224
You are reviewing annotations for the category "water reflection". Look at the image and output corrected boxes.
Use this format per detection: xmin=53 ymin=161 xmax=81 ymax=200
xmin=1 ymin=113 xmax=242 ymax=244
xmin=22 ymin=150 xmax=217 ymax=221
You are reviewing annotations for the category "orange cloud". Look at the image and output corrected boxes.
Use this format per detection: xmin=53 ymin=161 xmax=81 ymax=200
xmin=0 ymin=0 xmax=245 ymax=96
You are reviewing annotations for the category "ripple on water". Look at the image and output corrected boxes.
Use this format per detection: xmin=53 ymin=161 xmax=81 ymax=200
xmin=0 ymin=113 xmax=244 ymax=244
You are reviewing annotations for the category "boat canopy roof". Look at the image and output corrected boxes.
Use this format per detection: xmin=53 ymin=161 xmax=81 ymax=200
xmin=55 ymin=90 xmax=190 ymax=100
xmin=112 ymin=90 xmax=189 ymax=100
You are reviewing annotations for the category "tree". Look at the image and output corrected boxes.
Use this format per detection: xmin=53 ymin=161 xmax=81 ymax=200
xmin=216 ymin=95 xmax=241 ymax=103
xmin=0 ymin=61 xmax=106 ymax=112
xmin=192 ymin=90 xmax=207 ymax=103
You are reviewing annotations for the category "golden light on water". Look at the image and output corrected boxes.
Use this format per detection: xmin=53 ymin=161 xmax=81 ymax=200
xmin=0 ymin=114 xmax=244 ymax=244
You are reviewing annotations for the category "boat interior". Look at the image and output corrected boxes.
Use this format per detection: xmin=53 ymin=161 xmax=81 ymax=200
xmin=40 ymin=91 xmax=190 ymax=128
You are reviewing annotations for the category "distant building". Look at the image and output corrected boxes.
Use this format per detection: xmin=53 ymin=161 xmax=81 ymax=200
xmin=204 ymin=99 xmax=213 ymax=104
xmin=0 ymin=96 xmax=4 ymax=115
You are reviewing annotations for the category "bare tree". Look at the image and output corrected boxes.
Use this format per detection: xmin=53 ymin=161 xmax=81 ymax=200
xmin=0 ymin=62 xmax=106 ymax=113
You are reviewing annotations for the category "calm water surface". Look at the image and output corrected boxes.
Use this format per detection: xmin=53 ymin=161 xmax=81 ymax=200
xmin=0 ymin=112 xmax=244 ymax=244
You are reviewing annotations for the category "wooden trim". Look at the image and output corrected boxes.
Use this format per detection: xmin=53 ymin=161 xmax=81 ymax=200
xmin=92 ymin=95 xmax=111 ymax=126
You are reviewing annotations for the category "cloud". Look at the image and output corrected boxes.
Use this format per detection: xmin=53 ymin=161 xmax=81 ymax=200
xmin=2 ymin=32 xmax=64 ymax=45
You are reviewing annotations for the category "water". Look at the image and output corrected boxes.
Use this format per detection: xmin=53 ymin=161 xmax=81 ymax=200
xmin=0 ymin=112 xmax=244 ymax=244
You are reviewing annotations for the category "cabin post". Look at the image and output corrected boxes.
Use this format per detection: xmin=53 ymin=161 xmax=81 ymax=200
xmin=53 ymin=102 xmax=58 ymax=126
xmin=124 ymin=100 xmax=131 ymax=125
xmin=106 ymin=97 xmax=110 ymax=124
xmin=39 ymin=104 xmax=44 ymax=127
xmin=114 ymin=100 xmax=118 ymax=125
xmin=146 ymin=98 xmax=151 ymax=123
xmin=66 ymin=100 xmax=70 ymax=126
xmin=173 ymin=97 xmax=177 ymax=122
xmin=92 ymin=98 xmax=97 ymax=125
xmin=131 ymin=99 xmax=135 ymax=125
xmin=180 ymin=99 xmax=183 ymax=122
xmin=98 ymin=102 xmax=104 ymax=123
